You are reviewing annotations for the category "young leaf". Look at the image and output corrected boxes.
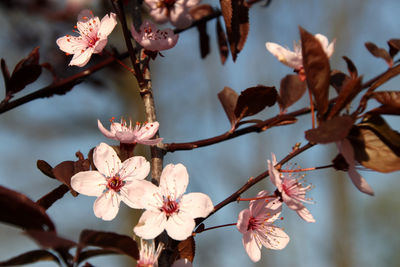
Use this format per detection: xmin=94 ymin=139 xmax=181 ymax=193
xmin=278 ymin=74 xmax=307 ymax=111
xmin=365 ymin=42 xmax=392 ymax=66
xmin=299 ymin=27 xmax=331 ymax=119
xmin=218 ymin=86 xmax=239 ymax=127
xmin=305 ymin=115 xmax=354 ymax=144
xmin=25 ymin=230 xmax=76 ymax=249
xmin=220 ymin=0 xmax=249 ymax=61
xmin=349 ymin=114 xmax=400 ymax=173
xmin=190 ymin=5 xmax=213 ymax=59
xmin=36 ymin=160 xmax=55 ymax=179
xmin=342 ymin=56 xmax=358 ymax=79
xmin=370 ymin=91 xmax=400 ymax=108
xmin=330 ymin=70 xmax=351 ymax=94
xmin=0 ymin=250 xmax=60 ymax=266
xmin=36 ymin=184 xmax=70 ymax=210
xmin=0 ymin=186 xmax=55 ymax=231
xmin=388 ymin=39 xmax=400 ymax=58
xmin=176 ymin=236 xmax=195 ymax=263
xmin=234 ymin=85 xmax=277 ymax=119
xmin=79 ymin=230 xmax=139 ymax=260
xmin=216 ymin=18 xmax=229 ymax=64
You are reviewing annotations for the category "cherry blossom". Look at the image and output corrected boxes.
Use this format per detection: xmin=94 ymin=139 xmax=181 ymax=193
xmin=56 ymin=10 xmax=117 ymax=67
xmin=98 ymin=118 xmax=163 ymax=145
xmin=137 ymin=239 xmax=164 ymax=267
xmin=71 ymin=142 xmax=151 ymax=220
xmin=144 ymin=0 xmax=201 ymax=29
xmin=336 ymin=139 xmax=374 ymax=196
xmin=237 ymin=190 xmax=289 ymax=262
xmin=131 ymin=21 xmax=179 ymax=52
xmin=265 ymin=33 xmax=335 ymax=71
xmin=172 ymin=258 xmax=192 ymax=267
xmin=134 ymin=163 xmax=214 ymax=241
xmin=267 ymin=153 xmax=315 ymax=223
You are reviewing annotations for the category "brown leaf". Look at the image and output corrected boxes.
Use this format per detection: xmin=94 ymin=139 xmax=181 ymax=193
xmin=36 ymin=184 xmax=70 ymax=210
xmin=388 ymin=39 xmax=400 ymax=58
xmin=218 ymin=86 xmax=239 ymax=127
xmin=365 ymin=42 xmax=392 ymax=66
xmin=0 ymin=185 xmax=55 ymax=231
xmin=36 ymin=160 xmax=55 ymax=179
xmin=367 ymin=105 xmax=400 ymax=116
xmin=216 ymin=18 xmax=229 ymax=64
xmin=278 ymin=74 xmax=307 ymax=110
xmin=299 ymin=27 xmax=331 ymax=119
xmin=342 ymin=56 xmax=358 ymax=79
xmin=0 ymin=250 xmax=60 ymax=266
xmin=220 ymin=0 xmax=249 ymax=61
xmin=25 ymin=230 xmax=76 ymax=249
xmin=1 ymin=59 xmax=10 ymax=94
xmin=177 ymin=236 xmax=195 ymax=262
xmin=305 ymin=115 xmax=354 ymax=144
xmin=234 ymin=85 xmax=277 ymax=119
xmin=327 ymin=76 xmax=362 ymax=119
xmin=196 ymin=23 xmax=210 ymax=58
xmin=79 ymin=230 xmax=139 ymax=260
xmin=330 ymin=70 xmax=351 ymax=94
xmin=370 ymin=91 xmax=400 ymax=108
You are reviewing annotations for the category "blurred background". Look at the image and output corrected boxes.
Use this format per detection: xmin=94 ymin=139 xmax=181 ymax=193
xmin=1 ymin=0 xmax=400 ymax=266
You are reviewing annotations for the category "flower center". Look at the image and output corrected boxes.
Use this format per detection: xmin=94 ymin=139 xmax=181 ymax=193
xmin=247 ymin=216 xmax=258 ymax=231
xmin=158 ymin=0 xmax=177 ymax=9
xmin=107 ymin=174 xmax=125 ymax=192
xmin=161 ymin=196 xmax=179 ymax=217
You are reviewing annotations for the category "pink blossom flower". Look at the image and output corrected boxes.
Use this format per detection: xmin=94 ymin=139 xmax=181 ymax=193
xmin=265 ymin=34 xmax=335 ymax=71
xmin=172 ymin=258 xmax=192 ymax=267
xmin=144 ymin=0 xmax=201 ymax=29
xmin=56 ymin=10 xmax=117 ymax=67
xmin=71 ymin=142 xmax=151 ymax=220
xmin=268 ymin=153 xmax=315 ymax=223
xmin=134 ymin=163 xmax=214 ymax=241
xmin=98 ymin=118 xmax=163 ymax=145
xmin=237 ymin=190 xmax=289 ymax=262
xmin=336 ymin=139 xmax=374 ymax=196
xmin=137 ymin=239 xmax=164 ymax=267
xmin=131 ymin=21 xmax=179 ymax=52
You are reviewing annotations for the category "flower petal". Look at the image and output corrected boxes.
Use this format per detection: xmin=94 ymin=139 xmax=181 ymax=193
xmin=114 ymin=131 xmax=137 ymax=143
xmin=282 ymin=192 xmax=303 ymax=210
xmin=98 ymin=13 xmax=117 ymax=37
xmin=134 ymin=210 xmax=167 ymax=239
xmin=257 ymin=226 xmax=290 ymax=250
xmin=97 ymin=119 xmax=117 ymax=140
xmin=170 ymin=5 xmax=192 ymax=29
xmin=159 ymin=163 xmax=188 ymax=198
xmin=138 ymin=137 xmax=164 ymax=146
xmin=268 ymin=153 xmax=282 ymax=188
xmin=93 ymin=38 xmax=108 ymax=54
xmin=94 ymin=142 xmax=121 ymax=177
xmin=237 ymin=208 xmax=251 ymax=234
xmin=56 ymin=36 xmax=86 ymax=54
xmin=122 ymin=180 xmax=157 ymax=209
xmin=165 ymin=212 xmax=195 ymax=240
xmin=180 ymin=192 xmax=213 ymax=219
xmin=136 ymin=121 xmax=160 ymax=141
xmin=93 ymin=192 xmax=121 ymax=220
xmin=265 ymin=42 xmax=302 ymax=69
xmin=69 ymin=47 xmax=94 ymax=67
xmin=71 ymin=171 xmax=106 ymax=196
xmin=120 ymin=156 xmax=150 ymax=181
xmin=148 ymin=8 xmax=169 ymax=24
xmin=348 ymin=167 xmax=374 ymax=196
xmin=296 ymin=207 xmax=316 ymax=223
xmin=242 ymin=231 xmax=261 ymax=262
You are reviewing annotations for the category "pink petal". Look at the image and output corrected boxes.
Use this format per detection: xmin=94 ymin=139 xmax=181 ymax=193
xmin=144 ymin=0 xmax=159 ymax=9
xmin=165 ymin=212 xmax=196 ymax=240
xmin=348 ymin=167 xmax=374 ymax=196
xmin=265 ymin=42 xmax=302 ymax=69
xmin=257 ymin=226 xmax=289 ymax=250
xmin=98 ymin=13 xmax=117 ymax=37
xmin=171 ymin=258 xmax=192 ymax=267
xmin=93 ymin=38 xmax=108 ymax=54
xmin=93 ymin=192 xmax=121 ymax=221
xmin=69 ymin=47 xmax=94 ymax=67
xmin=237 ymin=208 xmax=251 ymax=234
xmin=282 ymin=192 xmax=303 ymax=210
xmin=93 ymin=142 xmax=121 ymax=177
xmin=123 ymin=180 xmax=158 ymax=209
xmin=77 ymin=9 xmax=95 ymax=22
xmin=268 ymin=153 xmax=282 ymax=188
xmin=134 ymin=210 xmax=167 ymax=239
xmin=120 ymin=156 xmax=150 ymax=181
xmin=148 ymin=8 xmax=169 ymax=24
xmin=159 ymin=164 xmax=189 ymax=198
xmin=56 ymin=36 xmax=86 ymax=54
xmin=97 ymin=119 xmax=117 ymax=140
xmin=249 ymin=190 xmax=270 ymax=215
xmin=184 ymin=0 xmax=201 ymax=6
xmin=138 ymin=137 xmax=164 ymax=146
xmin=136 ymin=121 xmax=160 ymax=141
xmin=115 ymin=131 xmax=137 ymax=143
xmin=169 ymin=6 xmax=193 ymax=29
xmin=296 ymin=207 xmax=316 ymax=223
xmin=71 ymin=171 xmax=105 ymax=196
xmin=242 ymin=231 xmax=261 ymax=262
xmin=180 ymin=192 xmax=214 ymax=219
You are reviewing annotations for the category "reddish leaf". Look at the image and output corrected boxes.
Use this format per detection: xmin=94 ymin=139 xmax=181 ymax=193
xmin=36 ymin=184 xmax=70 ymax=210
xmin=36 ymin=160 xmax=55 ymax=179
xmin=196 ymin=23 xmax=210 ymax=58
xmin=330 ymin=70 xmax=351 ymax=94
xmin=176 ymin=236 xmax=195 ymax=262
xmin=305 ymin=115 xmax=354 ymax=144
xmin=388 ymin=39 xmax=400 ymax=58
xmin=300 ymin=27 xmax=331 ymax=119
xmin=367 ymin=105 xmax=400 ymax=116
xmin=278 ymin=74 xmax=307 ymax=110
xmin=216 ymin=18 xmax=229 ymax=64
xmin=79 ymin=230 xmax=139 ymax=260
xmin=327 ymin=76 xmax=362 ymax=120
xmin=8 ymin=47 xmax=42 ymax=95
xmin=218 ymin=86 xmax=239 ymax=127
xmin=370 ymin=91 xmax=400 ymax=108
xmin=365 ymin=42 xmax=392 ymax=66
xmin=342 ymin=56 xmax=358 ymax=79
xmin=0 ymin=186 xmax=55 ymax=231
xmin=234 ymin=85 xmax=277 ymax=119
xmin=25 ymin=230 xmax=76 ymax=249
xmin=220 ymin=0 xmax=249 ymax=61
xmin=0 ymin=250 xmax=60 ymax=266
xmin=1 ymin=59 xmax=10 ymax=94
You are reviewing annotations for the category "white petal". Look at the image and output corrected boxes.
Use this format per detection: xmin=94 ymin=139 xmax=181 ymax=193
xmin=56 ymin=36 xmax=86 ymax=54
xmin=136 ymin=121 xmax=160 ymax=141
xmin=159 ymin=164 xmax=188 ymax=198
xmin=122 ymin=180 xmax=158 ymax=209
xmin=348 ymin=167 xmax=374 ymax=196
xmin=71 ymin=171 xmax=105 ymax=196
xmin=134 ymin=210 xmax=167 ymax=239
xmin=257 ymin=226 xmax=290 ymax=250
xmin=242 ymin=231 xmax=261 ymax=262
xmin=98 ymin=13 xmax=117 ymax=37
xmin=165 ymin=212 xmax=195 ymax=240
xmin=93 ymin=192 xmax=120 ymax=220
xmin=138 ymin=137 xmax=164 ymax=146
xmin=296 ymin=207 xmax=316 ymax=223
xmin=97 ymin=119 xmax=117 ymax=140
xmin=268 ymin=158 xmax=281 ymax=188
xmin=237 ymin=208 xmax=251 ymax=234
xmin=69 ymin=47 xmax=94 ymax=67
xmin=94 ymin=142 xmax=121 ymax=177
xmin=180 ymin=192 xmax=213 ymax=219
xmin=120 ymin=156 xmax=150 ymax=181
xmin=93 ymin=38 xmax=108 ymax=54
xmin=148 ymin=8 xmax=169 ymax=24
xmin=170 ymin=6 xmax=192 ymax=29
xmin=282 ymin=192 xmax=303 ymax=210
xmin=265 ymin=42 xmax=302 ymax=69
